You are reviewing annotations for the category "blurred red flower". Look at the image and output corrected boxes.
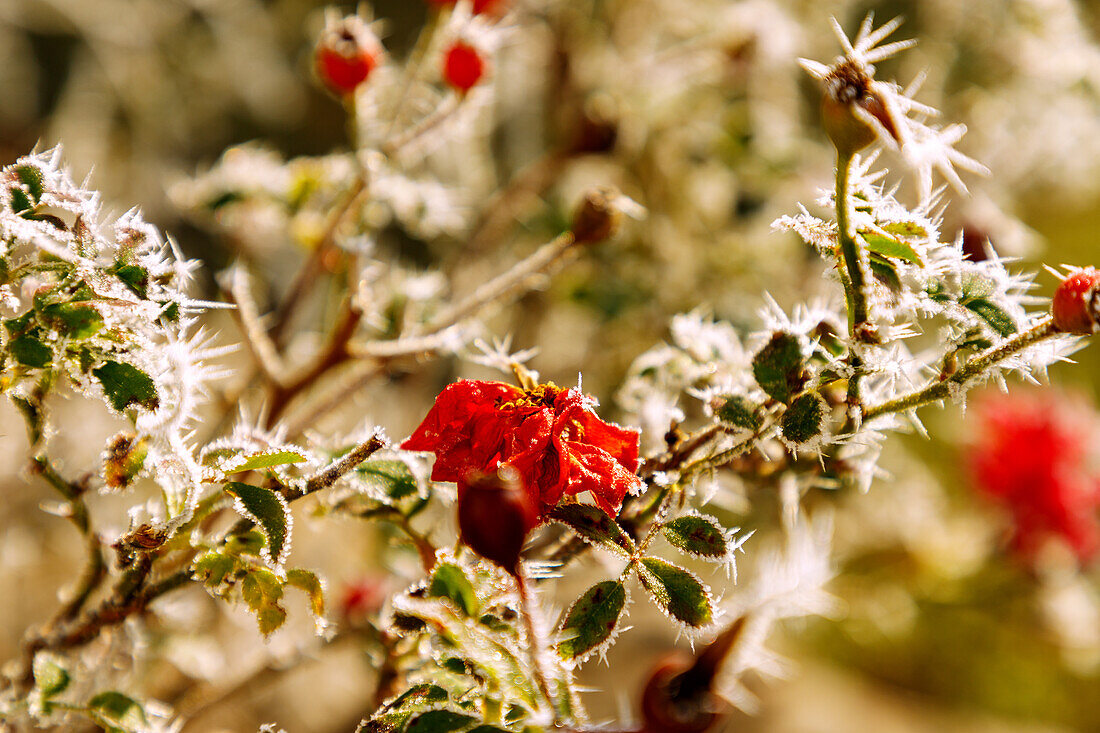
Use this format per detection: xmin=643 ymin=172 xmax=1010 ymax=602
xmin=401 ymin=379 xmax=641 ymax=519
xmin=969 ymin=390 xmax=1100 ymax=564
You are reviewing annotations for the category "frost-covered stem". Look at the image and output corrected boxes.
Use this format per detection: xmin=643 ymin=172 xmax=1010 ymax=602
xmin=640 ymin=424 xmax=723 ymax=478
xmin=266 ymin=297 xmax=362 ymax=427
xmin=515 ymin=572 xmax=559 ymax=723
xmin=268 ymin=174 xmax=368 ymax=346
xmin=678 ymin=426 xmax=770 ymax=480
xmin=835 ymin=152 xmax=869 ymax=412
xmin=835 ymin=152 xmax=869 ymax=335
xmin=295 ymin=433 xmax=388 ymax=500
xmin=423 ymin=231 xmax=578 ymax=334
xmin=863 ymin=317 xmax=1059 ymax=421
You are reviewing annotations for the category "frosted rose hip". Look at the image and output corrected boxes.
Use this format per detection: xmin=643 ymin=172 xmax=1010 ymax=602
xmin=315 ymin=17 xmax=382 ymax=96
xmin=1052 ymin=268 xmax=1100 ymax=335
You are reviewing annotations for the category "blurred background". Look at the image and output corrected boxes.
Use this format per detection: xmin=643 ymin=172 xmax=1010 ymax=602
xmin=3 ymin=0 xmax=1100 ymax=731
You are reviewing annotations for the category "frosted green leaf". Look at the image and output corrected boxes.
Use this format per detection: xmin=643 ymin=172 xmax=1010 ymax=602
xmin=10 ymin=335 xmax=51 ymax=368
xmin=964 ymin=298 xmax=1017 ymax=338
xmin=226 ymin=450 xmax=307 ymax=473
xmin=557 ymin=580 xmax=627 ymax=661
xmin=550 ymin=503 xmax=634 ymax=556
xmin=715 ymin=395 xmax=762 ymax=431
xmin=752 ymin=332 xmax=804 ymax=404
xmin=87 ymin=691 xmax=147 ymax=733
xmin=780 ymin=391 xmax=829 ymax=447
xmin=858 ymin=230 xmax=924 ymax=266
xmin=93 ymin=361 xmax=159 ymax=412
xmin=406 ymin=710 xmax=476 ymax=733
xmin=241 ymin=567 xmax=287 ymax=636
xmin=663 ymin=515 xmax=728 ymax=560
xmin=427 ymin=562 xmax=478 ymax=616
xmin=225 ymin=481 xmax=291 ymax=566
xmin=637 ymin=558 xmax=712 ymax=628
xmin=33 ymin=656 xmax=70 ymax=698
xmin=286 ymin=567 xmax=325 ymax=618
xmin=357 ymin=458 xmax=419 ymax=500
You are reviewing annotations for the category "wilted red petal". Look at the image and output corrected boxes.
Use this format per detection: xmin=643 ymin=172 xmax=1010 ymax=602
xmin=402 ymin=380 xmax=520 ymax=453
xmin=563 ymin=440 xmax=640 ymax=516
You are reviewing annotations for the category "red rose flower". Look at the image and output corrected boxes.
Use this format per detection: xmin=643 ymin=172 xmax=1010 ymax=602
xmin=969 ymin=390 xmax=1100 ymax=564
xmin=401 ymin=379 xmax=641 ymax=519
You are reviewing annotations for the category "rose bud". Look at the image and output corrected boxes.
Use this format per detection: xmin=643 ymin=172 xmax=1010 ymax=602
xmin=442 ymin=41 xmax=486 ymax=94
xmin=457 ymin=467 xmax=538 ymax=576
xmin=571 ymin=186 xmax=627 ymax=244
xmin=640 ymin=616 xmax=748 ymax=733
xmin=315 ymin=15 xmax=382 ymax=97
xmin=1052 ymin=268 xmax=1100 ymax=335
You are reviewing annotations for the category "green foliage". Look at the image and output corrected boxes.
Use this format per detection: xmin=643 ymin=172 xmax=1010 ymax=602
xmin=357 ymin=457 xmax=420 ymax=500
xmin=86 ymin=691 xmax=148 ymax=733
xmin=33 ymin=656 xmax=70 ymax=700
xmin=663 ymin=515 xmax=729 ymax=560
xmin=550 ymin=503 xmax=635 ymax=557
xmin=637 ymin=558 xmax=713 ymax=628
xmin=225 ymin=481 xmax=291 ymax=565
xmin=752 ymin=332 xmax=805 ymax=403
xmin=780 ymin=391 xmax=829 ymax=446
xmin=93 ymin=361 xmax=159 ymax=412
xmin=428 ymin=563 xmax=479 ymax=616
xmin=241 ymin=567 xmax=288 ymax=636
xmin=715 ymin=394 xmax=762 ymax=431
xmin=225 ymin=450 xmax=307 ymax=474
xmin=556 ymin=580 xmax=627 ymax=661
xmin=858 ymin=229 xmax=924 ymax=266
xmin=286 ymin=567 xmax=326 ymax=619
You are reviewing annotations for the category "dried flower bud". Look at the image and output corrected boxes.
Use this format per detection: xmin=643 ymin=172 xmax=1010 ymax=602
xmin=571 ymin=186 xmax=625 ymax=244
xmin=113 ymin=522 xmax=168 ymax=566
xmin=315 ymin=16 xmax=382 ymax=97
xmin=819 ymin=59 xmax=903 ymax=157
xmin=103 ymin=432 xmax=148 ymax=491
xmin=457 ymin=468 xmax=537 ymax=575
xmin=442 ymin=41 xmax=486 ymax=94
xmin=1052 ymin=268 xmax=1100 ymax=335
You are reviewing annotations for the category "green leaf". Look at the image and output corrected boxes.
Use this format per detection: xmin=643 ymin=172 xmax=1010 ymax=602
xmin=468 ymin=727 xmax=511 ymax=733
xmin=780 ymin=391 xmax=829 ymax=447
xmin=386 ymin=684 xmax=450 ymax=713
xmin=33 ymin=657 xmax=70 ymax=698
xmin=357 ymin=458 xmax=419 ymax=500
xmin=192 ymin=551 xmax=240 ymax=588
xmin=751 ymin=332 xmax=804 ymax=404
xmin=241 ymin=567 xmax=287 ymax=636
xmin=637 ymin=558 xmax=712 ymax=628
xmin=406 ymin=710 xmax=476 ymax=733
xmin=42 ymin=302 xmax=103 ymax=340
xmin=714 ymin=395 xmax=762 ymax=431
xmin=880 ymin=219 xmax=928 ymax=238
xmin=550 ymin=503 xmax=634 ymax=556
xmin=93 ymin=361 xmax=159 ymax=412
xmin=964 ymin=298 xmax=1017 ymax=338
xmin=427 ymin=562 xmax=479 ymax=616
xmin=663 ymin=515 xmax=728 ymax=560
xmin=858 ymin=230 xmax=924 ymax=266
xmin=226 ymin=450 xmax=307 ymax=473
xmin=286 ymin=568 xmax=325 ymax=618
xmin=87 ymin=691 xmax=147 ymax=733
xmin=868 ymin=253 xmax=902 ymax=293
xmin=10 ymin=335 xmax=51 ymax=368
xmin=225 ymin=482 xmax=291 ymax=565
xmin=557 ymin=580 xmax=627 ymax=661
xmin=14 ymin=164 xmax=45 ymax=202
xmin=110 ymin=263 xmax=149 ymax=298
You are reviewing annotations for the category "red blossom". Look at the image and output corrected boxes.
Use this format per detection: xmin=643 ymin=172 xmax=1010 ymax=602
xmin=442 ymin=42 xmax=486 ymax=93
xmin=401 ymin=379 xmax=641 ymax=520
xmin=969 ymin=390 xmax=1100 ymax=564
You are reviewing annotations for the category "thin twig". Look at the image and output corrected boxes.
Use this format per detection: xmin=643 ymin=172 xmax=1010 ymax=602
xmin=863 ymin=316 xmax=1059 ymax=421
xmin=226 ymin=266 xmax=288 ymax=386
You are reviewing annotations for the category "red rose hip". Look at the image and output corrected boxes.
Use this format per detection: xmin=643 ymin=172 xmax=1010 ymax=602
xmin=1052 ymin=268 xmax=1100 ymax=335
xmin=443 ymin=41 xmax=486 ymax=93
xmin=315 ymin=16 xmax=382 ymax=97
